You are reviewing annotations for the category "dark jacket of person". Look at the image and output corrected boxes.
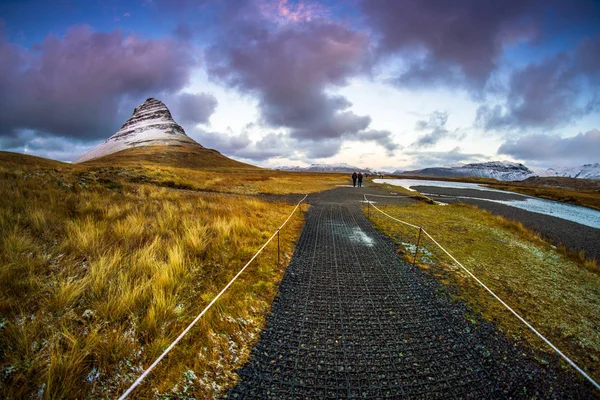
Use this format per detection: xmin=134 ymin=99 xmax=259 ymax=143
xmin=352 ymin=172 xmax=357 ymax=183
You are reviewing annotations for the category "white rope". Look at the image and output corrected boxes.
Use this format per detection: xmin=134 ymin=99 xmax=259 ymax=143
xmin=364 ymin=194 xmax=420 ymax=229
xmin=364 ymin=193 xmax=600 ymax=392
xmin=118 ymin=194 xmax=308 ymax=399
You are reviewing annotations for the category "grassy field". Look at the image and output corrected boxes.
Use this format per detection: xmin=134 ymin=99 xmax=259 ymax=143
xmin=0 ymin=151 xmax=343 ymax=398
xmin=366 ymin=200 xmax=600 ymax=383
xmin=384 ymin=173 xmax=600 ymax=211
xmin=489 ymin=177 xmax=600 ymax=211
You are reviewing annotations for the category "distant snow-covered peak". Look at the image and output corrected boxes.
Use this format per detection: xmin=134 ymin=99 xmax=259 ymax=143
xmin=538 ymin=163 xmax=600 ymax=179
xmin=75 ymin=98 xmax=200 ymax=163
xmin=394 ymin=160 xmax=535 ymax=181
xmin=279 ymin=162 xmax=376 ymax=173
xmin=394 ymin=160 xmax=600 ymax=181
xmin=309 ymin=162 xmax=357 ymax=169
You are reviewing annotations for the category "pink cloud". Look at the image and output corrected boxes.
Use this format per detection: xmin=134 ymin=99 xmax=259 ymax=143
xmin=258 ymin=0 xmax=330 ymax=24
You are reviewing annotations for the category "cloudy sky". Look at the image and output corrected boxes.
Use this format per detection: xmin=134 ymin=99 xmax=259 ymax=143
xmin=1 ymin=0 xmax=599 ymax=170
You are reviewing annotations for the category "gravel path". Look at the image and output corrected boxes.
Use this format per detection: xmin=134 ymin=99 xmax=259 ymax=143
xmin=225 ymin=184 xmax=597 ymax=399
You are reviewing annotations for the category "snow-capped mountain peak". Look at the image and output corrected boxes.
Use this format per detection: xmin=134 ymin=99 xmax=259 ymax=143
xmin=458 ymin=161 xmax=535 ymax=180
xmin=537 ymin=163 xmax=600 ymax=179
xmin=75 ymin=98 xmax=200 ymax=163
xmin=395 ymin=160 xmax=600 ymax=181
xmin=395 ymin=160 xmax=535 ymax=181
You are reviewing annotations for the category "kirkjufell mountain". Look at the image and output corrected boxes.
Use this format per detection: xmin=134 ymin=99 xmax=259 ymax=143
xmin=75 ymin=98 xmax=200 ymax=163
xmin=74 ymin=98 xmax=253 ymax=169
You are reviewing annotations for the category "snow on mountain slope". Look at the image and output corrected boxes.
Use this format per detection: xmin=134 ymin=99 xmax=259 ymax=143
xmin=457 ymin=161 xmax=535 ymax=181
xmin=397 ymin=161 xmax=535 ymax=181
xmin=395 ymin=161 xmax=600 ymax=181
xmin=75 ymin=98 xmax=200 ymax=163
xmin=539 ymin=163 xmax=600 ymax=179
xmin=280 ymin=163 xmax=375 ymax=173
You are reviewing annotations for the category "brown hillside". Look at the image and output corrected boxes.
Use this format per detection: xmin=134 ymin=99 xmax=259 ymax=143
xmin=78 ymin=144 xmax=257 ymax=170
xmin=0 ymin=151 xmax=75 ymax=171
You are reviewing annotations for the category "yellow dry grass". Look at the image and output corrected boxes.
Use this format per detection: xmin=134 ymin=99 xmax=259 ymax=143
xmin=94 ymin=163 xmax=346 ymax=195
xmin=0 ymin=152 xmax=331 ymax=399
xmin=366 ymin=202 xmax=600 ymax=382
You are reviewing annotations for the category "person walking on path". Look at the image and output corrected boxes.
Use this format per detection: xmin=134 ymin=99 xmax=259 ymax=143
xmin=358 ymin=172 xmax=363 ymax=187
xmin=352 ymin=172 xmax=357 ymax=187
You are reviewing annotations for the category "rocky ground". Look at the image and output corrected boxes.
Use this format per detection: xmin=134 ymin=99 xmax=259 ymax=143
xmin=224 ymin=183 xmax=597 ymax=399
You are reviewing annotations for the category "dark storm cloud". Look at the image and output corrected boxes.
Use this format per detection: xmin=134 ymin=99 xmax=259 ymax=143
xmin=477 ymin=37 xmax=600 ymax=130
xmin=206 ymin=8 xmax=377 ymax=156
xmin=361 ymin=0 xmax=539 ymax=90
xmin=0 ymin=25 xmax=197 ymax=143
xmin=172 ymin=92 xmax=218 ymax=125
xmin=0 ymin=130 xmax=95 ymax=161
xmin=498 ymin=130 xmax=600 ymax=164
xmin=412 ymin=111 xmax=449 ymax=148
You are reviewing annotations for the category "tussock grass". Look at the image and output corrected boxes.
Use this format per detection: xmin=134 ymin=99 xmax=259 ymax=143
xmin=85 ymin=163 xmax=346 ymax=195
xmin=367 ymin=202 xmax=600 ymax=382
xmin=0 ymin=156 xmax=308 ymax=398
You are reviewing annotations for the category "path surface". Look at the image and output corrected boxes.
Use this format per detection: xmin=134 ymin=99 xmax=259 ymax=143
xmin=226 ymin=184 xmax=596 ymax=399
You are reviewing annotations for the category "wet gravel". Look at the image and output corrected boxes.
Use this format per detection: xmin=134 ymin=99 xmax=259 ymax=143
xmin=415 ymin=186 xmax=600 ymax=261
xmin=225 ymin=184 xmax=597 ymax=399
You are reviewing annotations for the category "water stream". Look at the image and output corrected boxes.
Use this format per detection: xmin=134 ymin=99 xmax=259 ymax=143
xmin=374 ymin=178 xmax=600 ymax=229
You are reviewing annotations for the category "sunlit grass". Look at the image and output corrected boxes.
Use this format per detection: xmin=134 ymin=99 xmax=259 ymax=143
xmin=366 ymin=202 xmax=600 ymax=382
xmin=0 ymin=155 xmax=309 ymax=398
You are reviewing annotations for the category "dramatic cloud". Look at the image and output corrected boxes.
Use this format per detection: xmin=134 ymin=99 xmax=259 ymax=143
xmin=361 ymin=0 xmax=539 ymax=90
xmin=398 ymin=147 xmax=488 ymax=170
xmin=193 ymin=129 xmax=287 ymax=161
xmin=498 ymin=129 xmax=600 ymax=165
xmin=258 ymin=0 xmax=330 ymax=24
xmin=476 ymin=39 xmax=600 ymax=130
xmin=411 ymin=111 xmax=449 ymax=147
xmin=172 ymin=92 xmax=218 ymax=125
xmin=207 ymin=8 xmax=381 ymax=157
xmin=351 ymin=129 xmax=399 ymax=155
xmin=0 ymin=130 xmax=95 ymax=161
xmin=0 ymin=25 xmax=196 ymax=144
xmin=193 ymin=124 xmax=335 ymax=160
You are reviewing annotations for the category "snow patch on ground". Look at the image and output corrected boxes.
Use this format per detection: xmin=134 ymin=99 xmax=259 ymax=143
xmin=348 ymin=227 xmax=375 ymax=247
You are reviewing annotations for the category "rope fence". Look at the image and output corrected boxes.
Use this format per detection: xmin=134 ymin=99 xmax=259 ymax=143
xmin=118 ymin=194 xmax=308 ymax=399
xmin=363 ymin=193 xmax=600 ymax=392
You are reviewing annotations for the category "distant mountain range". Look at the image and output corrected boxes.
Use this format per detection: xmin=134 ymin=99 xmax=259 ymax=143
xmin=279 ymin=163 xmax=379 ymax=174
xmin=392 ymin=161 xmax=600 ymax=181
xmin=534 ymin=163 xmax=600 ymax=180
xmin=279 ymin=161 xmax=600 ymax=181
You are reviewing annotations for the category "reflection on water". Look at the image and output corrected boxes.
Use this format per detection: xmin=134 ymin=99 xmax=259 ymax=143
xmin=375 ymin=179 xmax=600 ymax=229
